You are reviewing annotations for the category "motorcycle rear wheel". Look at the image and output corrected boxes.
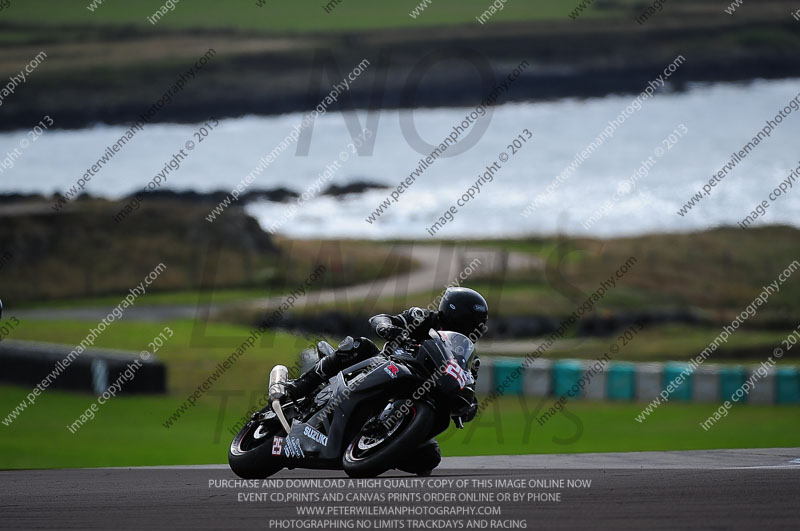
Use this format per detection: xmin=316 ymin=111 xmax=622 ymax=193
xmin=228 ymin=414 xmax=284 ymax=479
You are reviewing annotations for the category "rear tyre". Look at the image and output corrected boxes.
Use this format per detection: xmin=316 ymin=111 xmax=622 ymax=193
xmin=228 ymin=415 xmax=284 ymax=479
xmin=342 ymin=401 xmax=434 ymax=478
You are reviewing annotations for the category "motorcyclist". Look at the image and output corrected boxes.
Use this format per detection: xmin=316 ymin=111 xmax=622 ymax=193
xmin=285 ymin=287 xmax=489 ymax=405
xmin=284 ymin=287 xmax=488 ymax=474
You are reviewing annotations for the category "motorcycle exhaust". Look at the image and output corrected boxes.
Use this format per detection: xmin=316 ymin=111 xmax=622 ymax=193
xmin=268 ymin=365 xmax=289 ymax=401
xmin=268 ymin=365 xmax=292 ymax=434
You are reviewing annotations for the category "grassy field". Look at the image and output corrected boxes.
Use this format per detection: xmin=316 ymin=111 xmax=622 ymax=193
xmin=9 ymin=227 xmax=800 ymax=367
xmin=2 ymin=318 xmax=798 ymax=469
xmin=2 ymin=384 xmax=798 ymax=470
xmin=14 ymin=226 xmax=800 ymax=326
xmin=496 ymin=324 xmax=798 ymax=365
xmin=295 ymin=227 xmax=800 ymax=325
xmin=14 ymin=288 xmax=286 ymax=309
xmin=0 ymin=0 xmax=631 ymax=34
xmin=0 ymin=203 xmax=413 ymax=306
xmin=477 ymin=227 xmax=800 ymax=326
xmin=4 ymin=0 xmax=794 ymax=34
xmin=4 ymin=320 xmax=320 ymax=395
xmin=445 ymin=397 xmax=800 ymax=456
xmin=3 ymin=0 xmax=796 ymax=131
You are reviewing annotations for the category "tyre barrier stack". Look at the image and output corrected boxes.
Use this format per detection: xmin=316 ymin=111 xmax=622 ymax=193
xmin=0 ymin=339 xmax=166 ymax=395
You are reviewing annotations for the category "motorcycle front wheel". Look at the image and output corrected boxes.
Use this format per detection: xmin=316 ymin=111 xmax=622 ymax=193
xmin=342 ymin=400 xmax=434 ymax=478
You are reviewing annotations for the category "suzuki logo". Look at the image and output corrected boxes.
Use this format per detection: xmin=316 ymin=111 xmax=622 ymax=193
xmin=303 ymin=425 xmax=328 ymax=447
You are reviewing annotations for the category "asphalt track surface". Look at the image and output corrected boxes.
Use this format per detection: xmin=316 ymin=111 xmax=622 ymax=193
xmin=1 ymin=448 xmax=799 ymax=530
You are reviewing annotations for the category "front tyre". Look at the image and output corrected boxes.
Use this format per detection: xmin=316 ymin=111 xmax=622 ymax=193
xmin=396 ymin=439 xmax=441 ymax=476
xmin=342 ymin=400 xmax=434 ymax=478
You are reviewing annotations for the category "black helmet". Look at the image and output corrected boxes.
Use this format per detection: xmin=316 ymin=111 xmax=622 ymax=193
xmin=438 ymin=287 xmax=488 ymax=340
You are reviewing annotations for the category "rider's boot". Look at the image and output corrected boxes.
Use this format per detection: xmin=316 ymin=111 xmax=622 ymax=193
xmin=285 ymin=337 xmax=376 ymax=400
xmin=396 ymin=439 xmax=441 ymax=475
xmin=283 ymin=360 xmax=327 ymax=400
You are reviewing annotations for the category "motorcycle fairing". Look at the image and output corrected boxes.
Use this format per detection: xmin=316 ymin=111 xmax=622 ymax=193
xmin=268 ymin=356 xmax=421 ymax=467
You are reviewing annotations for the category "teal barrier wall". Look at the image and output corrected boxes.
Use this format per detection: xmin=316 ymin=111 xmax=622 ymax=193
xmin=552 ymin=360 xmax=584 ymax=398
xmin=719 ymin=366 xmax=748 ymax=402
xmin=493 ymin=358 xmax=523 ymax=396
xmin=606 ymin=363 xmax=636 ymax=400
xmin=662 ymin=363 xmax=692 ymax=401
xmin=476 ymin=357 xmax=797 ymax=405
xmin=776 ymin=367 xmax=800 ymax=403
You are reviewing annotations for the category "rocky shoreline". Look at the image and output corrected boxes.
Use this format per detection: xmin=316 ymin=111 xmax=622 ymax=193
xmin=0 ymin=180 xmax=389 ymax=207
xmin=1 ymin=14 xmax=798 ymax=131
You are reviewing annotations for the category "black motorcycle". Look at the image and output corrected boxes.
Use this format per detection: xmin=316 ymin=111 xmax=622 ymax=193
xmin=228 ymin=329 xmax=478 ymax=478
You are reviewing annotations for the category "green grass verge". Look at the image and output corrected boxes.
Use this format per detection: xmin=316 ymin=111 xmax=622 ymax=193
xmin=2 ymin=385 xmax=798 ymax=470
xmin=4 ymin=319 xmax=323 ymax=394
xmin=16 ymin=287 xmax=304 ymax=309
xmin=497 ymin=324 xmax=797 ymax=365
xmin=1 ymin=0 xmax=632 ymax=34
xmin=442 ymin=397 xmax=800 ymax=456
xmin=0 ymin=204 xmax=414 ymax=306
xmin=2 ymin=319 xmax=797 ymax=469
xmin=274 ymin=228 xmax=800 ymax=327
xmin=473 ymin=227 xmax=800 ymax=324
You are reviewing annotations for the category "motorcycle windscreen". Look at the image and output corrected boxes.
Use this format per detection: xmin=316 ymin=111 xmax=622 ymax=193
xmin=423 ymin=330 xmax=476 ymax=392
xmin=436 ymin=331 xmax=477 ymax=372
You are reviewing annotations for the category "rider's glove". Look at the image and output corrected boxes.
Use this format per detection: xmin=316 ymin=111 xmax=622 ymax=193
xmin=452 ymin=386 xmax=478 ymax=423
xmin=452 ymin=397 xmax=478 ymax=423
xmin=376 ymin=323 xmax=405 ymax=340
xmin=461 ymin=400 xmax=478 ymax=423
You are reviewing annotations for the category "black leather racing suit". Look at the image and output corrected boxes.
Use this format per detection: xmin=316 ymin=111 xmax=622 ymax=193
xmin=362 ymin=306 xmax=480 ymax=421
